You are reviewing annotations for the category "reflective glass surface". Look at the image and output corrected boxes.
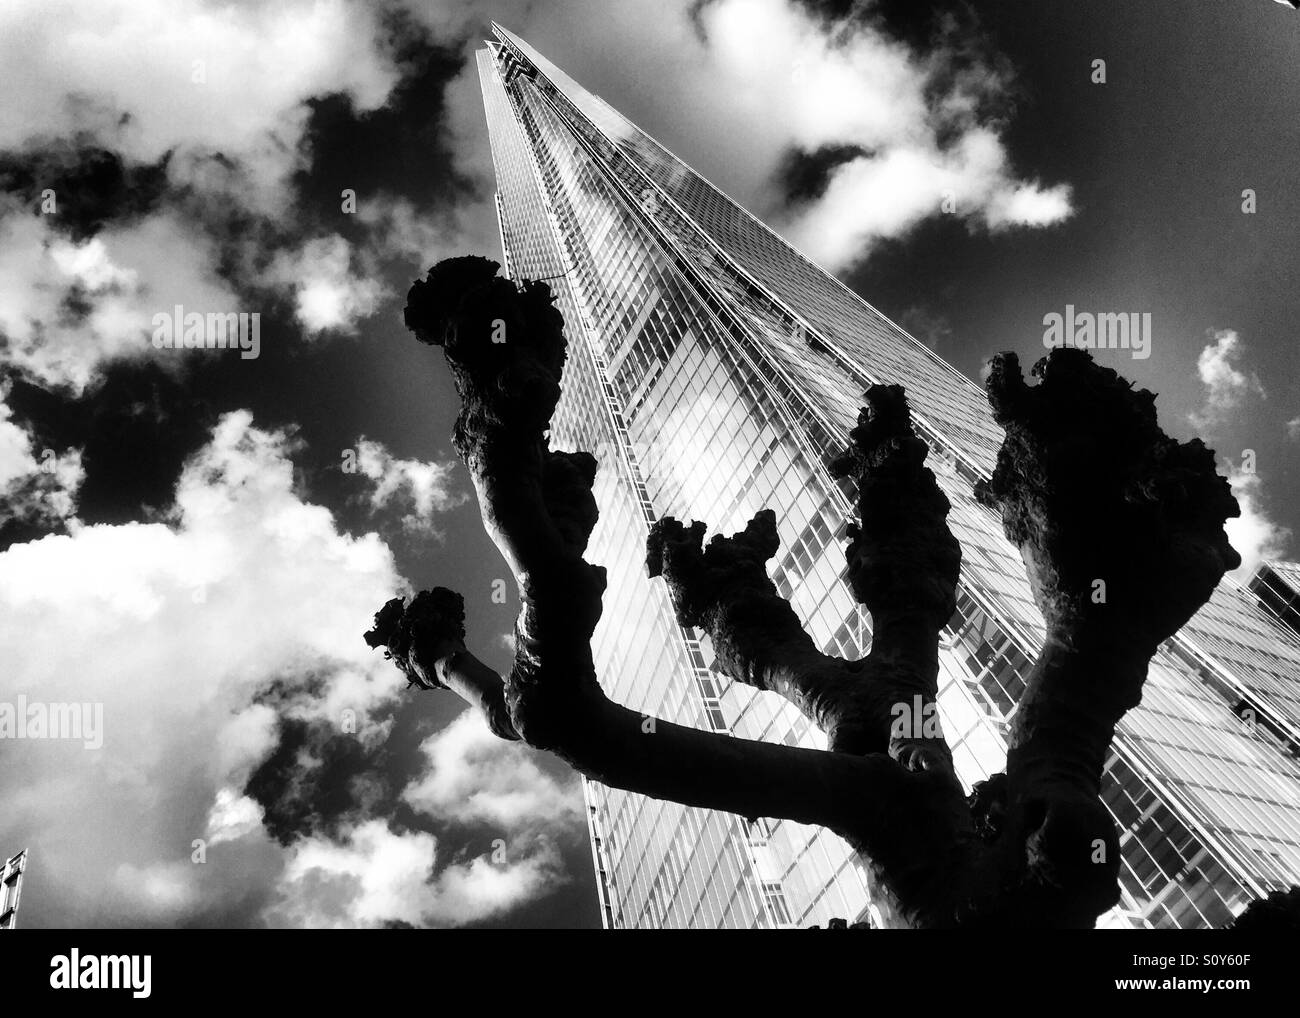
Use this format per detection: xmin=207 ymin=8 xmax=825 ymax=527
xmin=479 ymin=28 xmax=1300 ymax=929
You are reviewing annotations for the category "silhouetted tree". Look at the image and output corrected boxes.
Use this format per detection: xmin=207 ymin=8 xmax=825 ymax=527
xmin=365 ymin=255 xmax=1272 ymax=929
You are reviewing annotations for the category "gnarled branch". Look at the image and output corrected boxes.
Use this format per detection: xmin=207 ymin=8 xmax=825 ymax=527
xmin=647 ymin=384 xmax=961 ymax=772
xmin=973 ymin=350 xmax=1242 ymax=925
xmin=368 ymin=257 xmax=1247 ymax=929
xmin=389 ymin=257 xmax=929 ymax=839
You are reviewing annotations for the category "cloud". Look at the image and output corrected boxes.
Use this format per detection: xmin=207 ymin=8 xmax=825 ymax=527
xmin=205 ymin=786 xmax=268 ymax=848
xmin=1189 ymin=329 xmax=1267 ymax=432
xmin=426 ymin=844 xmax=566 ymax=924
xmin=0 ymin=205 xmax=239 ymax=392
xmin=1286 ymin=416 xmax=1300 ymax=442
xmin=703 ymin=0 xmax=1073 ymax=269
xmin=0 ymin=410 xmax=575 ymax=926
xmin=266 ymin=818 xmax=565 ymax=928
xmin=0 ymin=383 xmax=83 ymax=527
xmin=266 ymin=234 xmax=388 ymax=336
xmin=0 ymin=1 xmax=425 ymax=396
xmin=0 ymin=411 xmax=409 ymax=925
xmin=1184 ymin=330 xmax=1288 ymax=574
xmin=404 ymin=709 xmax=580 ymax=830
xmin=352 ymin=436 xmax=464 ymax=534
xmin=402 ymin=0 xmax=1072 ymax=273
xmin=356 ymin=194 xmax=476 ymax=270
xmin=1225 ymin=464 xmax=1291 ymax=579
xmin=0 ymin=0 xmax=400 ymax=214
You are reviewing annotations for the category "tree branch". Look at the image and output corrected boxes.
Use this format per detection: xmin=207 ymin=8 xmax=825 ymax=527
xmin=974 ymin=349 xmax=1243 ymax=924
xmin=364 ymin=589 xmax=891 ymax=829
xmin=831 ymin=385 xmax=962 ymax=769
xmin=364 ymin=589 xmax=520 ymax=741
xmin=647 ymin=384 xmax=961 ymax=771
xmin=369 ymin=257 xmax=1247 ymax=929
xmin=388 ymin=257 xmax=929 ymax=837
xmin=646 ymin=511 xmax=860 ymax=747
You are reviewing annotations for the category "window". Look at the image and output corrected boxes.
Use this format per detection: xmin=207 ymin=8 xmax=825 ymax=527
xmin=762 ymin=882 xmax=793 ymax=925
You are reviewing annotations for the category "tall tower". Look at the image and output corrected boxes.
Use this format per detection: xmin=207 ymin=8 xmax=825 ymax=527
xmin=476 ymin=24 xmax=1300 ymax=929
xmin=1 ymin=849 xmax=28 ymax=930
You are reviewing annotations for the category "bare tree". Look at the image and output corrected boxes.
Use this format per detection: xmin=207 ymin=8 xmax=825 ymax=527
xmin=365 ymin=255 xmax=1259 ymax=929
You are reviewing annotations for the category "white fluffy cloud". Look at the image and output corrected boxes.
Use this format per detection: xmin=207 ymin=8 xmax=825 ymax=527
xmin=1184 ymin=329 xmax=1289 ymax=576
xmin=1189 ymin=330 xmax=1267 ymax=431
xmin=258 ymin=707 xmax=580 ymax=929
xmin=0 ymin=393 xmax=41 ymax=490
xmin=1226 ymin=464 xmax=1292 ymax=579
xmin=702 ymin=0 xmax=1073 ymax=269
xmin=404 ymin=709 xmax=581 ymax=829
xmin=0 ymin=411 xmax=405 ymax=924
xmin=352 ymin=436 xmax=464 ymax=534
xmin=0 ymin=205 xmax=240 ymax=392
xmin=0 ymin=0 xmax=399 ymax=214
xmin=267 ymin=234 xmax=388 ymax=336
xmin=267 ymin=818 xmax=565 ymax=928
xmin=0 ymin=0 xmax=410 ymax=393
xmin=784 ymin=129 xmax=1072 ymax=270
xmin=413 ymin=0 xmax=1072 ymax=273
xmin=0 ymin=411 xmax=573 ymax=926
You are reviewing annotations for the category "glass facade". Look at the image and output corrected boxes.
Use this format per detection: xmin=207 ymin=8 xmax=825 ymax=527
xmin=477 ymin=25 xmax=1300 ymax=929
xmin=1 ymin=849 xmax=27 ymax=930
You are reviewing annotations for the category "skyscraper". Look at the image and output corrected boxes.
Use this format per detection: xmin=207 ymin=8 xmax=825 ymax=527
xmin=1 ymin=849 xmax=28 ymax=930
xmin=476 ymin=24 xmax=1300 ymax=929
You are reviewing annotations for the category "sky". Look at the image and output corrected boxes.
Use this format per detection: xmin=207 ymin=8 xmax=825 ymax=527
xmin=0 ymin=0 xmax=1296 ymax=929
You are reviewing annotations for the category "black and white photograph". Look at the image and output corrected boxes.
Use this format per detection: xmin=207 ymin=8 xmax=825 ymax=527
xmin=1 ymin=0 xmax=1298 ymax=999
